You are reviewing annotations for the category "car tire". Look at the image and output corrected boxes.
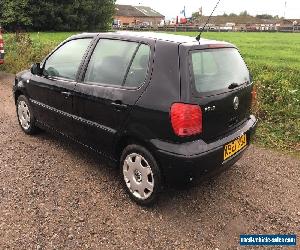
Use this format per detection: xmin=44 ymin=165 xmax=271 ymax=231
xmin=16 ymin=95 xmax=38 ymax=135
xmin=120 ymin=144 xmax=162 ymax=206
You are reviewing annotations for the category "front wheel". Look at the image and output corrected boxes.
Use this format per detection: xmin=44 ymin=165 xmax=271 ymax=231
xmin=120 ymin=144 xmax=162 ymax=206
xmin=16 ymin=95 xmax=38 ymax=135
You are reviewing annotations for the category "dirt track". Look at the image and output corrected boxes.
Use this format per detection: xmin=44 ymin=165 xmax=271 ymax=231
xmin=0 ymin=72 xmax=299 ymax=249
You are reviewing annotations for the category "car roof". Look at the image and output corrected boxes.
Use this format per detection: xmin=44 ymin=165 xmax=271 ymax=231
xmin=70 ymin=31 xmax=233 ymax=47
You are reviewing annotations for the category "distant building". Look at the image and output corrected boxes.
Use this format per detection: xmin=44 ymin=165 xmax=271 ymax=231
xmin=195 ymin=15 xmax=265 ymax=31
xmin=114 ymin=4 xmax=165 ymax=27
xmin=192 ymin=15 xmax=300 ymax=32
xmin=276 ymin=19 xmax=300 ymax=31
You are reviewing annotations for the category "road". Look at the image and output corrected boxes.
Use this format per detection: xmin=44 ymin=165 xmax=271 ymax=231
xmin=0 ymin=72 xmax=299 ymax=249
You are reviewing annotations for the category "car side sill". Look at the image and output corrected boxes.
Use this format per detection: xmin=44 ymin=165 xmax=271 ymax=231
xmin=35 ymin=120 xmax=118 ymax=164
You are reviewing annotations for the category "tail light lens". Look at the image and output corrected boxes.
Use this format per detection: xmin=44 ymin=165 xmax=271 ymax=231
xmin=170 ymin=103 xmax=202 ymax=137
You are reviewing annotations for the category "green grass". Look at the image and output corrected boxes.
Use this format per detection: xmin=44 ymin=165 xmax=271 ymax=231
xmin=1 ymin=31 xmax=299 ymax=152
xmin=28 ymin=32 xmax=78 ymax=43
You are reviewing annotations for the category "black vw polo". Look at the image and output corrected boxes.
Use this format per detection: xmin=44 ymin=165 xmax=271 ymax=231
xmin=13 ymin=32 xmax=257 ymax=205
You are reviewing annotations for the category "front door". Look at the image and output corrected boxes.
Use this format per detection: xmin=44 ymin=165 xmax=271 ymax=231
xmin=73 ymin=38 xmax=153 ymax=156
xmin=27 ymin=38 xmax=93 ymax=137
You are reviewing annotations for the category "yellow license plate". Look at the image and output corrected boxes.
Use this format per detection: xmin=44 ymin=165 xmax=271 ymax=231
xmin=224 ymin=134 xmax=247 ymax=160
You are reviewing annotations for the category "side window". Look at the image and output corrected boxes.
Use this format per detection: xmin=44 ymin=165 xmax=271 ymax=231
xmin=84 ymin=39 xmax=139 ymax=86
xmin=44 ymin=39 xmax=92 ymax=80
xmin=124 ymin=44 xmax=150 ymax=87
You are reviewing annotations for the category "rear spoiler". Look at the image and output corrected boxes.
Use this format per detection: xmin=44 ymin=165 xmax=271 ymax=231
xmin=0 ymin=28 xmax=4 ymax=64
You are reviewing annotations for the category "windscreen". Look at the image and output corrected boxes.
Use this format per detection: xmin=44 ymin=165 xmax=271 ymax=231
xmin=191 ymin=48 xmax=250 ymax=93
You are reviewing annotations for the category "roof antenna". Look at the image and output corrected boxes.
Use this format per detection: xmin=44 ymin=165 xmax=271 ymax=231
xmin=196 ymin=0 xmax=222 ymax=44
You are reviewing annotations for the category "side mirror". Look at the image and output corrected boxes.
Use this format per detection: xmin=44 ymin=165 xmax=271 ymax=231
xmin=31 ymin=63 xmax=42 ymax=75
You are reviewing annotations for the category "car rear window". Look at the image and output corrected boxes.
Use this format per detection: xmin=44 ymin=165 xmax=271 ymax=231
xmin=190 ymin=48 xmax=250 ymax=94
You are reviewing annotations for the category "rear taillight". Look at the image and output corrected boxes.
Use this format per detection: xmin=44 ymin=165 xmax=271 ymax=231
xmin=170 ymin=103 xmax=202 ymax=137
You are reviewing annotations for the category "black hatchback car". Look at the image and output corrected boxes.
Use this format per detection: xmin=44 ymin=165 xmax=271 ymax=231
xmin=13 ymin=32 xmax=257 ymax=205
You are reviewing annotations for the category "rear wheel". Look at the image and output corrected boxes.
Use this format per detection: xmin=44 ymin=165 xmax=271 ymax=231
xmin=16 ymin=95 xmax=38 ymax=135
xmin=120 ymin=144 xmax=162 ymax=206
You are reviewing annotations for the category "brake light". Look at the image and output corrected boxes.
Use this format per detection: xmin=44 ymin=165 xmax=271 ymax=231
xmin=208 ymin=44 xmax=226 ymax=48
xmin=170 ymin=103 xmax=202 ymax=137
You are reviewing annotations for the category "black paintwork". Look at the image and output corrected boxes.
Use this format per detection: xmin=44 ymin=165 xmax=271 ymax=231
xmin=13 ymin=32 xmax=257 ymax=182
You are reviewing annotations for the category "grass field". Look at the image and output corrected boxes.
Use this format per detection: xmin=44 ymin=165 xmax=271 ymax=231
xmin=1 ymin=31 xmax=299 ymax=152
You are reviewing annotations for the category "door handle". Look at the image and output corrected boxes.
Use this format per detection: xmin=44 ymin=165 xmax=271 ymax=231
xmin=61 ymin=91 xmax=72 ymax=98
xmin=111 ymin=100 xmax=128 ymax=110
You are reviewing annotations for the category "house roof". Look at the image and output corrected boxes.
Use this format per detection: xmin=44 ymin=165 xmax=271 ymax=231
xmin=115 ymin=5 xmax=142 ymax=17
xmin=134 ymin=6 xmax=164 ymax=17
xmin=286 ymin=19 xmax=300 ymax=23
xmin=115 ymin=4 xmax=164 ymax=18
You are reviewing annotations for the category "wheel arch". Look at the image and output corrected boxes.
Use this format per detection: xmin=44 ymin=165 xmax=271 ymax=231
xmin=115 ymin=134 xmax=154 ymax=161
xmin=114 ymin=133 xmax=167 ymax=183
xmin=14 ymin=89 xmax=25 ymax=104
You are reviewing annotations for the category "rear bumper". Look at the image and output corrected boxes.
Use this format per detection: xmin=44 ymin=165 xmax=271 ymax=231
xmin=152 ymin=115 xmax=257 ymax=183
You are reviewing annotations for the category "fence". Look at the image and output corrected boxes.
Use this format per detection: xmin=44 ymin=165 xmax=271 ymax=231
xmin=113 ymin=25 xmax=300 ymax=33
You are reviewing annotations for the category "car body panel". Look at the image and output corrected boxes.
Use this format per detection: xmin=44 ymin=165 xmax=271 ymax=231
xmin=27 ymin=75 xmax=76 ymax=136
xmin=124 ymin=39 xmax=181 ymax=144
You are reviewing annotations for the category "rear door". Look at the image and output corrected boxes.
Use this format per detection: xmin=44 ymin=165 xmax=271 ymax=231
xmin=181 ymin=46 xmax=252 ymax=142
xmin=27 ymin=38 xmax=93 ymax=137
xmin=73 ymin=37 xmax=154 ymax=156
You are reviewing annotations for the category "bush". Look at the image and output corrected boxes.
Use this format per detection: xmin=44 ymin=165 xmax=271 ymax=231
xmin=250 ymin=63 xmax=300 ymax=151
xmin=0 ymin=32 xmax=56 ymax=73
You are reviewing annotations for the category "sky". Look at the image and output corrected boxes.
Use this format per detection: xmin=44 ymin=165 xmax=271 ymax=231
xmin=116 ymin=0 xmax=300 ymax=19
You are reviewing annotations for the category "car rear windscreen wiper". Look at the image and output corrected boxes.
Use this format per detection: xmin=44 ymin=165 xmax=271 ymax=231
xmin=228 ymin=82 xmax=239 ymax=89
xmin=228 ymin=81 xmax=249 ymax=89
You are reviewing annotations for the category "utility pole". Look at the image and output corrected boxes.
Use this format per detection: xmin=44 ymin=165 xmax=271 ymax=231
xmin=284 ymin=1 xmax=287 ymax=19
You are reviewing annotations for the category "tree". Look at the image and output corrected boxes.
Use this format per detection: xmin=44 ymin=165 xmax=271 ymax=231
xmin=256 ymin=14 xmax=273 ymax=19
xmin=239 ymin=10 xmax=249 ymax=16
xmin=192 ymin=12 xmax=201 ymax=22
xmin=0 ymin=0 xmax=116 ymax=31
xmin=0 ymin=0 xmax=32 ymax=31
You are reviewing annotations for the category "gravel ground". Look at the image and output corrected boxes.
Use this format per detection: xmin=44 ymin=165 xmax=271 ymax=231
xmin=0 ymin=72 xmax=299 ymax=250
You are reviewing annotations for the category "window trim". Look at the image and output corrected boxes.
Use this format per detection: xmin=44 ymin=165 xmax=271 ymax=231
xmin=81 ymin=38 xmax=152 ymax=90
xmin=122 ymin=43 xmax=141 ymax=86
xmin=40 ymin=37 xmax=94 ymax=82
